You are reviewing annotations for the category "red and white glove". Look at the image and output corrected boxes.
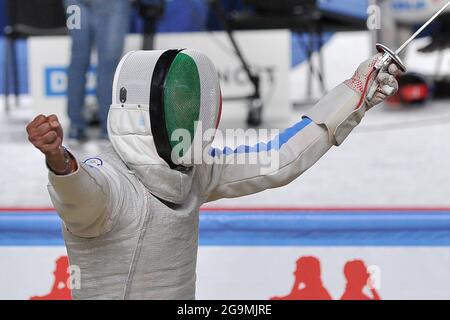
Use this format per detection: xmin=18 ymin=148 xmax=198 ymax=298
xmin=303 ymin=54 xmax=404 ymax=146
xmin=344 ymin=54 xmax=402 ymax=110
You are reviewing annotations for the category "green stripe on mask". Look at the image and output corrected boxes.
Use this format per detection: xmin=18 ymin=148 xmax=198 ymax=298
xmin=164 ymin=53 xmax=201 ymax=155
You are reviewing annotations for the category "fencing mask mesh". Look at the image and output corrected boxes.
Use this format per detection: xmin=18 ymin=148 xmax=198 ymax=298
xmin=109 ymin=49 xmax=222 ymax=172
xmin=164 ymin=52 xmax=201 ymax=152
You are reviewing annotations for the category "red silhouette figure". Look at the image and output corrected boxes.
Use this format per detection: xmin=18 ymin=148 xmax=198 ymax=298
xmin=271 ymin=256 xmax=332 ymax=300
xmin=340 ymin=260 xmax=381 ymax=300
xmin=30 ymin=256 xmax=72 ymax=300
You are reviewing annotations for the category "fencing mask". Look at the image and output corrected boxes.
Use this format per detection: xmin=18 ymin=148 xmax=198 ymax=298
xmin=108 ymin=49 xmax=222 ymax=203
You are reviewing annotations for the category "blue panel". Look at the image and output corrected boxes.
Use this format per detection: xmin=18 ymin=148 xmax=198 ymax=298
xmin=2 ymin=209 xmax=450 ymax=247
xmin=0 ymin=212 xmax=63 ymax=246
xmin=199 ymin=211 xmax=450 ymax=246
xmin=319 ymin=0 xmax=369 ymax=19
xmin=292 ymin=32 xmax=334 ymax=67
xmin=158 ymin=0 xmax=208 ymax=32
xmin=0 ymin=38 xmax=28 ymax=95
xmin=131 ymin=0 xmax=209 ymax=33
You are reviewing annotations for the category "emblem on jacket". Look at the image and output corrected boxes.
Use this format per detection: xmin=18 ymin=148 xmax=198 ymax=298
xmin=84 ymin=158 xmax=103 ymax=167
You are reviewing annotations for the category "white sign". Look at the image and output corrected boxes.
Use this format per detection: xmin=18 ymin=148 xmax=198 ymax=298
xmin=1 ymin=246 xmax=449 ymax=300
xmin=197 ymin=246 xmax=450 ymax=300
xmin=28 ymin=31 xmax=290 ymax=129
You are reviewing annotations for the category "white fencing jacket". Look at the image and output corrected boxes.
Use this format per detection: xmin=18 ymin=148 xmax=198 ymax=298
xmin=48 ymin=83 xmax=366 ymax=299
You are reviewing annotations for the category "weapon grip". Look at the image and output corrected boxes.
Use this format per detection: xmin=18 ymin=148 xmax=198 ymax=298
xmin=366 ymin=66 xmax=385 ymax=102
xmin=366 ymin=52 xmax=392 ymax=102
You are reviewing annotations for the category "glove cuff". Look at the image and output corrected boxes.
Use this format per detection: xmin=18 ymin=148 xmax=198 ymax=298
xmin=303 ymin=83 xmax=366 ymax=146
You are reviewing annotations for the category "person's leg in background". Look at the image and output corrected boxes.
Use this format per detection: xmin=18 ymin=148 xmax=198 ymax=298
xmin=64 ymin=0 xmax=93 ymax=140
xmin=92 ymin=0 xmax=130 ymax=139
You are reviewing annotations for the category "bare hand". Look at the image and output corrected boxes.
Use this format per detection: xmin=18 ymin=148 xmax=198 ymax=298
xmin=26 ymin=114 xmax=75 ymax=174
xmin=27 ymin=114 xmax=63 ymax=155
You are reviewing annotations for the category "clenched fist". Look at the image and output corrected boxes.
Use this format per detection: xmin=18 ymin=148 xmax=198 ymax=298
xmin=26 ymin=114 xmax=76 ymax=175
xmin=27 ymin=114 xmax=63 ymax=155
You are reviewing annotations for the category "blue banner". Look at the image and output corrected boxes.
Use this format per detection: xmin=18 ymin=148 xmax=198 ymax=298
xmin=1 ymin=209 xmax=450 ymax=247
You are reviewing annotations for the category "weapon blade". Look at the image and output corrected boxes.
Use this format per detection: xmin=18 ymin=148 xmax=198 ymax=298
xmin=395 ymin=0 xmax=450 ymax=54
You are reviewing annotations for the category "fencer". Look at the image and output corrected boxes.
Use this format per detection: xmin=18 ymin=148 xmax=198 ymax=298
xmin=26 ymin=49 xmax=400 ymax=299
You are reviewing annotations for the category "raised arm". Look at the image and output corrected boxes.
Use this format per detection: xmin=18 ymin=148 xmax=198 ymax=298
xmin=200 ymin=54 xmax=401 ymax=202
xmin=26 ymin=114 xmax=115 ymax=237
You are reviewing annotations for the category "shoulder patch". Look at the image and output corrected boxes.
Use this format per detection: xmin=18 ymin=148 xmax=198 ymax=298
xmin=84 ymin=157 xmax=104 ymax=167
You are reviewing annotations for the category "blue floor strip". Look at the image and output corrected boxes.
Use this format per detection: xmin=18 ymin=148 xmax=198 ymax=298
xmin=1 ymin=210 xmax=450 ymax=246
